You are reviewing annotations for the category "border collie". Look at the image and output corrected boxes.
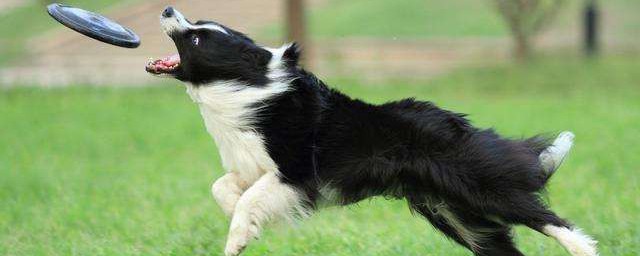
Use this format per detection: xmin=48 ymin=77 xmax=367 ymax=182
xmin=146 ymin=7 xmax=597 ymax=256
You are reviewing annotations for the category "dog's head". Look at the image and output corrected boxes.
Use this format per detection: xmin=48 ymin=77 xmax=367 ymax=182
xmin=146 ymin=7 xmax=299 ymax=85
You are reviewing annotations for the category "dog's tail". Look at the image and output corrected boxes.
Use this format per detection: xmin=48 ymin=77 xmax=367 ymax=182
xmin=539 ymin=131 xmax=575 ymax=178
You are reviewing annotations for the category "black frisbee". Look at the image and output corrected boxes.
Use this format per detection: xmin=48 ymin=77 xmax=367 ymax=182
xmin=47 ymin=3 xmax=140 ymax=48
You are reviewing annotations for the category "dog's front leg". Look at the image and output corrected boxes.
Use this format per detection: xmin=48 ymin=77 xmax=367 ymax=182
xmin=211 ymin=172 xmax=249 ymax=217
xmin=224 ymin=172 xmax=308 ymax=256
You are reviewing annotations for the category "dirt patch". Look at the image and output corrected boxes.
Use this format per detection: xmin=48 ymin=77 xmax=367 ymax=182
xmin=0 ymin=0 xmax=27 ymax=14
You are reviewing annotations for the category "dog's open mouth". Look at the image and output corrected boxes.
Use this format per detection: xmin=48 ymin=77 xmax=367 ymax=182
xmin=146 ymin=54 xmax=180 ymax=75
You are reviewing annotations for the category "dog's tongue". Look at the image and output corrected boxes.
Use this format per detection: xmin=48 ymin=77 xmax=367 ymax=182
xmin=146 ymin=54 xmax=181 ymax=73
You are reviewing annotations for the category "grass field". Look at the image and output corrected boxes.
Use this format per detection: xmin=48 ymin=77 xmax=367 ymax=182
xmin=1 ymin=56 xmax=639 ymax=255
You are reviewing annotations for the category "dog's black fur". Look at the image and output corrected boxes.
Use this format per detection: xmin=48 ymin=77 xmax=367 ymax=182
xmin=257 ymin=51 xmax=570 ymax=255
xmin=149 ymin=8 xmax=591 ymax=256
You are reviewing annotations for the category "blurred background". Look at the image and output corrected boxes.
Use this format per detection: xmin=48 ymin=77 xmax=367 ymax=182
xmin=1 ymin=0 xmax=638 ymax=255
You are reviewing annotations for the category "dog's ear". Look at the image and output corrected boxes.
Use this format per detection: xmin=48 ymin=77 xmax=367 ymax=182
xmin=282 ymin=42 xmax=302 ymax=66
xmin=242 ymin=46 xmax=272 ymax=68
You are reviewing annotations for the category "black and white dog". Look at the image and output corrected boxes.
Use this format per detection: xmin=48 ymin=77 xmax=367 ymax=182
xmin=146 ymin=7 xmax=597 ymax=256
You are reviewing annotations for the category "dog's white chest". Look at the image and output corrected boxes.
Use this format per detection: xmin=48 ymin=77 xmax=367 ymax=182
xmin=186 ymin=84 xmax=280 ymax=183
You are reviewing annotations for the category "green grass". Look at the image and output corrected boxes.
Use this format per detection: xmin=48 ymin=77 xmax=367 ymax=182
xmin=0 ymin=0 xmax=133 ymax=66
xmin=1 ymin=56 xmax=639 ymax=255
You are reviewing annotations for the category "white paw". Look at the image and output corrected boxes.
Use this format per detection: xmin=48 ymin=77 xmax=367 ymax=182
xmin=224 ymin=238 xmax=247 ymax=256
xmin=224 ymin=224 xmax=258 ymax=256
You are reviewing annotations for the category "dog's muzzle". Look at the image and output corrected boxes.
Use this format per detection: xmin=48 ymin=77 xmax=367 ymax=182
xmin=160 ymin=6 xmax=187 ymax=35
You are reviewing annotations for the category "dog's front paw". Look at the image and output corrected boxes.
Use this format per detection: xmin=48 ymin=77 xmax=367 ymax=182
xmin=224 ymin=224 xmax=258 ymax=256
xmin=224 ymin=239 xmax=247 ymax=256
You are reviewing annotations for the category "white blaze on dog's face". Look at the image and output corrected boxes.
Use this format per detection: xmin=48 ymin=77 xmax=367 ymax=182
xmin=146 ymin=7 xmax=273 ymax=85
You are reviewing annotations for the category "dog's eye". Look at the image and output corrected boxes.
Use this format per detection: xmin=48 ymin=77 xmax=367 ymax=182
xmin=191 ymin=35 xmax=200 ymax=46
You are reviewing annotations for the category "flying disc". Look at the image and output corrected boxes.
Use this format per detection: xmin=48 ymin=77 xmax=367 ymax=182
xmin=47 ymin=3 xmax=140 ymax=48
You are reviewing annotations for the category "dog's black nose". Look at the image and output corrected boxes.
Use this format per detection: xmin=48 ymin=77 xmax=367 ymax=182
xmin=162 ymin=6 xmax=174 ymax=18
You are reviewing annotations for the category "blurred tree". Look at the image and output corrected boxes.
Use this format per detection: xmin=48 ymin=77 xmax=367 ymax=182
xmin=493 ymin=0 xmax=566 ymax=60
xmin=286 ymin=0 xmax=308 ymax=64
xmin=286 ymin=0 xmax=306 ymax=49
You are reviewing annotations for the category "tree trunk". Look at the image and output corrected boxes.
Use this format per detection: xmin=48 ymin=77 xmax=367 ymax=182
xmin=286 ymin=0 xmax=308 ymax=65
xmin=513 ymin=30 xmax=531 ymax=61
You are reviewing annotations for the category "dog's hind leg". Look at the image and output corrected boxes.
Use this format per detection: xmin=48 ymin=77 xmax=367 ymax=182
xmin=494 ymin=196 xmax=597 ymax=256
xmin=542 ymin=223 xmax=598 ymax=256
xmin=408 ymin=197 xmax=525 ymax=256
xmin=408 ymin=200 xmax=473 ymax=250
xmin=473 ymin=227 xmax=524 ymax=256
xmin=524 ymin=210 xmax=598 ymax=256
xmin=534 ymin=215 xmax=598 ymax=256
xmin=224 ymin=172 xmax=309 ymax=256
